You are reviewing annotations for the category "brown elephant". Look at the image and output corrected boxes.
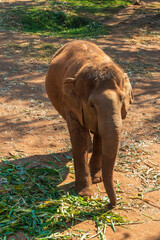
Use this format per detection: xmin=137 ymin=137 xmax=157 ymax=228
xmin=45 ymin=40 xmax=133 ymax=207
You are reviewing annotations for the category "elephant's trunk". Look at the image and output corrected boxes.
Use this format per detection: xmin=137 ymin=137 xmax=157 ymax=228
xmin=98 ymin=95 xmax=122 ymax=206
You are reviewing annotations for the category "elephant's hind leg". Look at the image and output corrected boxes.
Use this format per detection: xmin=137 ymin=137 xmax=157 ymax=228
xmin=89 ymin=133 xmax=103 ymax=183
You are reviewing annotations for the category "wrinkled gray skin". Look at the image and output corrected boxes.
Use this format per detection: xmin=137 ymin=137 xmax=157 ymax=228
xmin=45 ymin=40 xmax=133 ymax=207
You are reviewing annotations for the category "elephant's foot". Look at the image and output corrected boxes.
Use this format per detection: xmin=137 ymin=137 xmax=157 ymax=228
xmin=75 ymin=185 xmax=94 ymax=197
xmin=91 ymin=169 xmax=103 ymax=183
xmin=106 ymin=202 xmax=116 ymax=210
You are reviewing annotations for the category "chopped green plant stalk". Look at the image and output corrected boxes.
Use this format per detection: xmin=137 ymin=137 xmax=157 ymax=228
xmin=51 ymin=154 xmax=62 ymax=164
xmin=0 ymin=159 xmax=128 ymax=239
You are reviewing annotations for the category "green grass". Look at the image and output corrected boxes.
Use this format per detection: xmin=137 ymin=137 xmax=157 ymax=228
xmin=2 ymin=6 xmax=107 ymax=38
xmin=1 ymin=0 xmax=133 ymax=38
xmin=0 ymin=157 xmax=127 ymax=239
xmin=60 ymin=0 xmax=132 ymax=13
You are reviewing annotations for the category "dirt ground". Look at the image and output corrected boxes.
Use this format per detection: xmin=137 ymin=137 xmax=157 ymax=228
xmin=0 ymin=0 xmax=160 ymax=239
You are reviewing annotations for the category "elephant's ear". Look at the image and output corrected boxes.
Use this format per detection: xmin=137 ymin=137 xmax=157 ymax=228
xmin=62 ymin=78 xmax=83 ymax=125
xmin=121 ymin=74 xmax=133 ymax=119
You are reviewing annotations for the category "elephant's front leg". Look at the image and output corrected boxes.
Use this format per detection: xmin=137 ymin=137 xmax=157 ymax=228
xmin=66 ymin=112 xmax=93 ymax=197
xmin=90 ymin=133 xmax=103 ymax=183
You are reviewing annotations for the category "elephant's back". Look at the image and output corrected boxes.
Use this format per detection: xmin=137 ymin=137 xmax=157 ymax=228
xmin=58 ymin=40 xmax=111 ymax=67
xmin=46 ymin=40 xmax=112 ymax=84
xmin=45 ymin=40 xmax=112 ymax=117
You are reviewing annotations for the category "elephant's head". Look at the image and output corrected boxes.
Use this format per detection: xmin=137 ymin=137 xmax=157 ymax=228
xmin=62 ymin=62 xmax=133 ymax=206
xmin=63 ymin=62 xmax=133 ymax=130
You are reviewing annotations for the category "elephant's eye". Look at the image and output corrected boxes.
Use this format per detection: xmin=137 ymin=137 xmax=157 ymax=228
xmin=89 ymin=102 xmax=95 ymax=109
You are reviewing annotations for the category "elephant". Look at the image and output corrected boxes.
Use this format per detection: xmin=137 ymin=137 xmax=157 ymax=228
xmin=45 ymin=40 xmax=133 ymax=207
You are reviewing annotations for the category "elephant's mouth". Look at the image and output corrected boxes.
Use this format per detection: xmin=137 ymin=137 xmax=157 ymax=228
xmin=90 ymin=128 xmax=98 ymax=135
xmin=90 ymin=130 xmax=95 ymax=134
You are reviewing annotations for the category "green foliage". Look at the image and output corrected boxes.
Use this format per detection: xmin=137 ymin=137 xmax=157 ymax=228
xmin=1 ymin=0 xmax=133 ymax=38
xmin=0 ymin=158 xmax=126 ymax=239
xmin=62 ymin=0 xmax=132 ymax=13
xmin=2 ymin=6 xmax=107 ymax=38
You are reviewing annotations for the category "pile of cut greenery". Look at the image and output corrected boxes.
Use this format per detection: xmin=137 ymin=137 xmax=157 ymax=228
xmin=1 ymin=0 xmax=133 ymax=38
xmin=0 ymin=157 xmax=126 ymax=239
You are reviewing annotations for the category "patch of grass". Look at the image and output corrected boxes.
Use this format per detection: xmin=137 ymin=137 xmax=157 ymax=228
xmin=1 ymin=0 xmax=133 ymax=38
xmin=2 ymin=6 xmax=108 ymax=38
xmin=0 ymin=157 xmax=127 ymax=239
xmin=62 ymin=0 xmax=132 ymax=13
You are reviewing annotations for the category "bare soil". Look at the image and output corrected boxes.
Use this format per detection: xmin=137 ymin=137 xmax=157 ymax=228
xmin=0 ymin=0 xmax=160 ymax=239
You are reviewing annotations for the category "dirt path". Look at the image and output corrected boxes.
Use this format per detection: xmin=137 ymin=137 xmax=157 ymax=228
xmin=0 ymin=0 xmax=160 ymax=239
